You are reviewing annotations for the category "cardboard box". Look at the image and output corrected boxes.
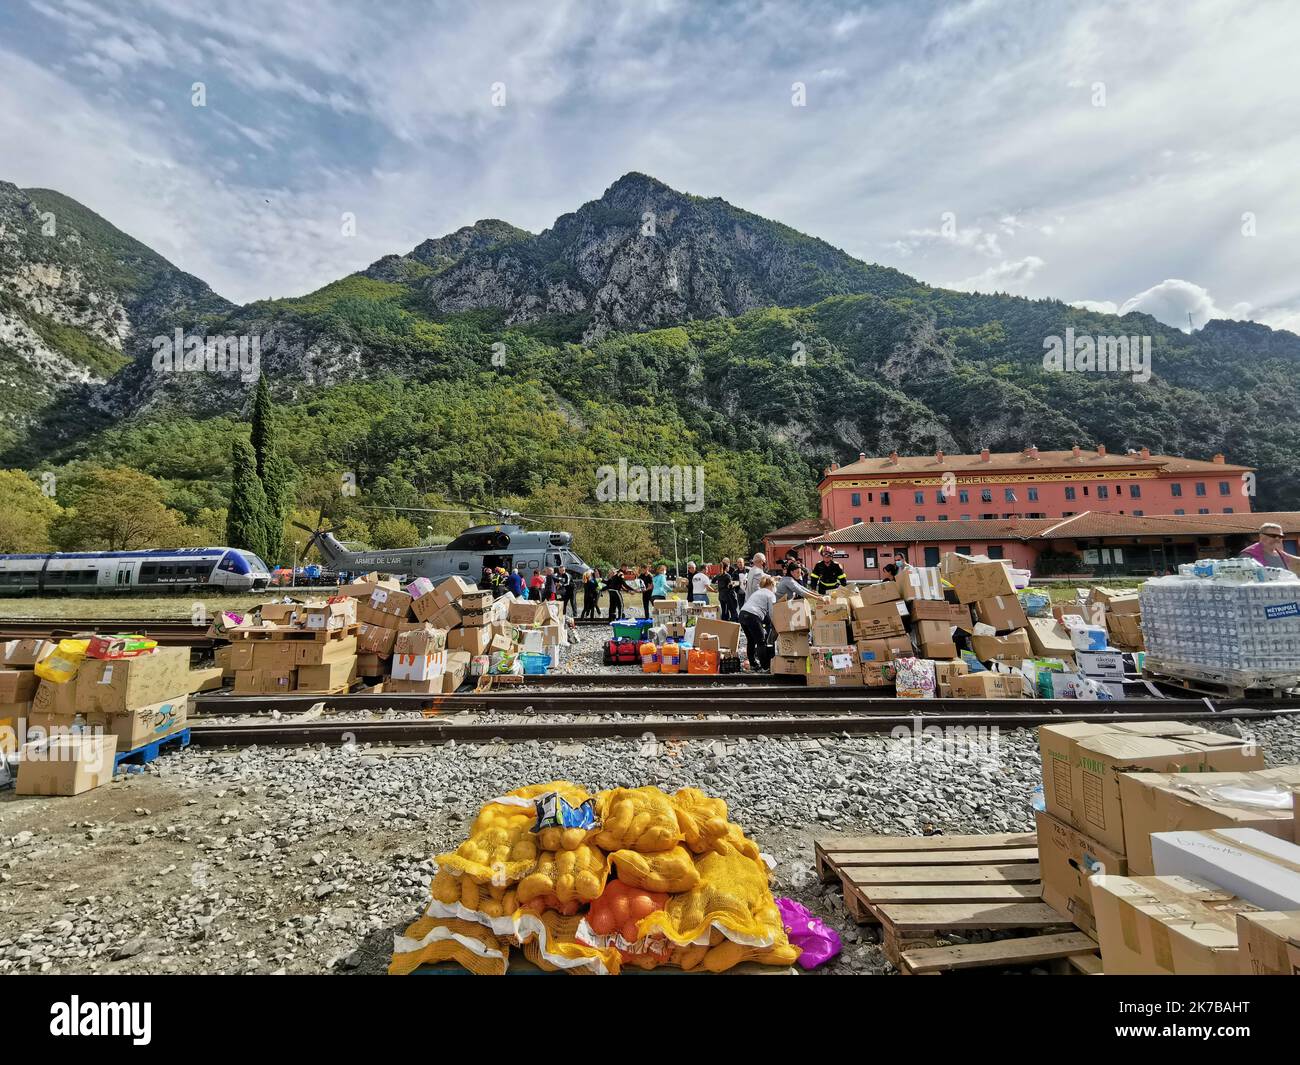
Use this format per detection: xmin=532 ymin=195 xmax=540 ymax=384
xmin=950 ymin=672 xmax=1027 ymax=698
xmin=251 ymin=641 xmax=297 ymax=673
xmin=186 ymin=666 xmax=223 ymax=693
xmin=974 ymin=595 xmax=1028 ymax=633
xmin=1036 ymin=809 xmax=1127 ymax=939
xmin=393 ymin=627 xmax=446 ymax=655
xmin=431 ymin=576 xmax=475 ymax=610
xmin=950 ymin=560 xmax=1016 ymax=604
xmin=912 ymin=619 xmax=957 ymax=659
xmin=339 ymin=576 xmax=399 ymax=600
xmin=1091 ymin=875 xmax=1257 ymax=975
xmin=771 ymin=599 xmax=810 ymax=633
xmin=294 ymin=635 xmax=359 ymax=667
xmin=75 ymin=647 xmax=192 ymax=715
xmin=970 ymin=630 xmax=1032 ymax=662
xmin=1074 ymin=649 xmax=1124 ymax=679
xmin=693 ymin=620 xmax=741 ymax=656
xmin=856 ymin=634 xmax=912 ymax=663
xmin=228 ymin=642 xmax=255 ymax=672
xmin=1236 ymin=911 xmax=1300 ymax=975
xmin=0 ymin=702 xmax=29 ymax=754
xmin=810 ymin=620 xmax=849 ymax=648
xmin=0 ymin=669 xmax=39 ymax=704
xmin=1106 ymin=612 xmax=1145 ymax=650
xmin=908 ymin=598 xmax=960 ymax=623
xmin=812 ymin=600 xmax=850 ymax=624
xmin=1120 ymin=766 xmax=1300 ymax=875
xmin=809 ymin=645 xmax=858 ymax=674
xmin=357 ymin=622 xmax=398 ymax=656
xmin=258 ymin=602 xmax=300 ymax=625
xmin=1 ymin=639 xmax=55 ymax=667
xmin=16 ymin=733 xmax=118 ymax=796
xmin=1026 ymin=617 xmax=1076 ymax=658
xmin=296 ymin=659 xmax=358 ymax=693
xmin=301 ymin=599 xmax=356 ymax=631
xmin=774 ymin=631 xmax=811 ymax=657
xmin=1087 ymin=586 xmax=1141 ymax=614
xmin=861 ymin=661 xmax=896 ymax=688
xmin=386 ymin=677 xmax=443 ymax=694
xmin=858 ymin=581 xmax=901 ymax=606
xmin=507 ymin=600 xmax=547 ymax=625
xmin=1039 ymin=723 xmax=1115 ymax=823
xmin=807 ymin=671 xmax=864 ymax=687
xmin=931 ymin=659 xmax=969 ymax=686
xmin=771 ymin=655 xmax=808 ymax=676
xmin=390 ymin=651 xmax=446 ymax=684
xmin=233 ymin=669 xmax=296 ymax=694
xmin=851 ymin=599 xmax=908 ymax=638
xmin=442 ymin=651 xmax=471 ymax=692
xmin=52 ymin=698 xmax=188 ymax=751
xmin=1152 ymin=828 xmax=1300 ymax=912
xmin=447 ymin=626 xmax=491 ymax=655
xmin=896 ymin=566 xmax=943 ymax=602
xmin=368 ymin=586 xmax=413 ymax=619
xmin=33 ymin=677 xmax=78 ymax=715
xmin=357 ymin=652 xmax=383 ymax=677
xmin=460 ymin=589 xmax=493 ymax=611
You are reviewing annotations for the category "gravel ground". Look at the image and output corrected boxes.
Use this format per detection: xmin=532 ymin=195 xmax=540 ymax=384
xmin=2 ymin=708 xmax=1297 ymax=977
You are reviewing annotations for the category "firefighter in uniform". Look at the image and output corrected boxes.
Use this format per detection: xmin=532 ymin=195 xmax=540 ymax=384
xmin=810 ymin=545 xmax=848 ymax=595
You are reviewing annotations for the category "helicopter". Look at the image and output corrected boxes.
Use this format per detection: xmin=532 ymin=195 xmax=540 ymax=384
xmin=293 ymin=504 xmax=599 ymax=585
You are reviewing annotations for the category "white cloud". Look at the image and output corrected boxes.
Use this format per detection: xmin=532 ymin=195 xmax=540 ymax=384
xmin=947 ymin=255 xmax=1045 ymax=293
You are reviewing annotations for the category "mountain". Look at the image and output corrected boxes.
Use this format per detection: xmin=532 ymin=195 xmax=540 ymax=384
xmin=1 ymin=172 xmax=1298 ymax=560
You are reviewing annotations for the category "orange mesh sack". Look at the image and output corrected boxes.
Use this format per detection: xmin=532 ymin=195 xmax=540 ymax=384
xmin=611 ymin=844 xmax=700 ymax=894
xmin=593 ymin=787 xmax=681 ymax=853
xmin=389 ymin=916 xmax=509 ymax=976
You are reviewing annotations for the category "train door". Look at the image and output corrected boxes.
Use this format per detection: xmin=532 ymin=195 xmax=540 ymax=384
xmin=115 ymin=561 xmax=134 ymax=587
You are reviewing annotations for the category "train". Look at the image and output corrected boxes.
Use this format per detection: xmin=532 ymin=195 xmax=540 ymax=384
xmin=0 ymin=547 xmax=273 ymax=595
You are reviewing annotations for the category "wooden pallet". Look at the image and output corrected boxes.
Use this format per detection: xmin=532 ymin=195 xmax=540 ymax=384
xmin=815 ymin=832 xmax=1100 ymax=974
xmin=226 ymin=624 xmax=359 ymax=643
xmin=1144 ymin=663 xmax=1299 ymax=700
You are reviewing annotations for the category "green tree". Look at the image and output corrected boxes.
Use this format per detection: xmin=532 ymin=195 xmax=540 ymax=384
xmin=250 ymin=374 xmax=293 ymax=563
xmin=226 ymin=437 xmax=270 ymax=560
xmin=51 ymin=466 xmax=187 ymax=550
xmin=372 ymin=516 xmax=421 ymax=548
xmin=0 ymin=470 xmax=62 ymax=551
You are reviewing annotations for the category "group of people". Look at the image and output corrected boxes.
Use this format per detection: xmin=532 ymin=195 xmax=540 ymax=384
xmin=478 ymin=545 xmax=852 ymax=672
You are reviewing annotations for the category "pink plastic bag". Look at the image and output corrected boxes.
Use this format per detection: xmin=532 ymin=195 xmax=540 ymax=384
xmin=777 ymin=897 xmax=842 ymax=969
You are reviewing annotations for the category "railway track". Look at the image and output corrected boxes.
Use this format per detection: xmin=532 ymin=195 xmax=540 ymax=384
xmin=0 ymin=618 xmax=216 ymax=646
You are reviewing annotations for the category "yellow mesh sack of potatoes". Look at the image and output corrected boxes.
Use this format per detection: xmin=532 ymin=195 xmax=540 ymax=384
xmin=610 ymin=844 xmax=700 ymax=894
xmin=516 ymin=843 xmax=610 ymax=906
xmin=517 ymin=912 xmax=622 ymax=975
xmin=592 ymin=786 xmax=681 ymax=853
xmin=436 ymin=781 xmax=586 ymax=884
xmin=670 ymin=935 xmax=800 ymax=973
xmin=640 ymin=839 xmax=787 ymax=951
xmin=389 ymin=916 xmax=509 ymax=976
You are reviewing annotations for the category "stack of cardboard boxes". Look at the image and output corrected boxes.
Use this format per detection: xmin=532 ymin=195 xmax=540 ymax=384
xmin=1086 ymin=586 xmax=1145 ymax=652
xmin=1035 ymin=719 xmax=1300 ymax=973
xmin=0 ymin=638 xmax=51 ymax=758
xmin=15 ymin=643 xmax=218 ymax=796
xmin=227 ymin=597 xmax=360 ymax=695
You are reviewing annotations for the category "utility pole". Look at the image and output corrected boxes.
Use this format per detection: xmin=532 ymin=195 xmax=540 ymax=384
xmin=670 ymin=519 xmax=678 ymax=577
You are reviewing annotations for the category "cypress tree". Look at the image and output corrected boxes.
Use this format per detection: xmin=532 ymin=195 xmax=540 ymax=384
xmin=249 ymin=374 xmax=292 ymax=563
xmin=226 ymin=436 xmax=270 ymax=561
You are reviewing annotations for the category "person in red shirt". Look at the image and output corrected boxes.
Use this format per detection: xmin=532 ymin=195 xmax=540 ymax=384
xmin=529 ymin=569 xmax=544 ymax=600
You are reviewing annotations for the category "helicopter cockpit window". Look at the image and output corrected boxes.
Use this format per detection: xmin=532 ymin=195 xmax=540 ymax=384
xmin=458 ymin=561 xmax=469 ymax=570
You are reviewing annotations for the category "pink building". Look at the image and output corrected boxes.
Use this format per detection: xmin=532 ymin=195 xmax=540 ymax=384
xmin=817 ymin=446 xmax=1253 ymax=530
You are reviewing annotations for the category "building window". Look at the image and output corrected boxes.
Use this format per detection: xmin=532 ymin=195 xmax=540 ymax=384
xmin=980 ymin=488 xmax=992 ymax=503
xmin=1171 ymin=483 xmax=1182 ymax=497
xmin=1028 ymin=487 xmax=1038 ymax=501
xmin=938 ymin=514 xmax=948 ymax=522
xmin=1062 ymin=511 xmax=1075 ymax=517
xmin=1224 ymin=507 xmax=1233 ymax=514
xmin=987 ymin=546 xmax=1005 ymax=560
xmin=1129 ymin=484 xmax=1140 ymax=498
xmin=959 ymin=489 xmax=969 ymax=503
xmin=1065 ymin=486 xmax=1076 ymax=501
xmin=916 ymin=515 xmax=926 ymax=522
xmin=981 ymin=513 xmax=998 ymax=520
xmin=1174 ymin=508 xmax=1185 ymax=515
xmin=956 ymin=545 xmax=972 ymax=555
xmin=960 ymin=514 xmax=971 ymax=521
xmin=914 ymin=491 xmax=924 ymax=505
xmin=1082 ymin=486 xmax=1090 ymax=496
xmin=880 ymin=492 xmax=891 ymax=506
xmin=851 ymin=492 xmax=860 ymax=506
xmin=1097 ymin=485 xmax=1109 ymax=499
xmin=1195 ymin=482 xmax=1206 ymax=496
xmin=1218 ymin=481 xmax=1230 ymax=496
xmin=1133 ymin=510 xmax=1143 ymax=516
xmin=936 ymin=490 xmax=946 ymax=504
xmin=1004 ymin=488 xmax=1016 ymax=502
xmin=1198 ymin=508 xmax=1209 ymax=514
xmin=881 ymin=516 xmax=891 ymax=523
xmin=852 ymin=516 xmax=862 ymax=524
xmin=863 ymin=550 xmax=877 ymax=569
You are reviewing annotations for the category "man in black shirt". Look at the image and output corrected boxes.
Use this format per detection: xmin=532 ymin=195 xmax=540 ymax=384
xmin=714 ymin=556 xmax=738 ymax=621
xmin=809 ymin=546 xmax=847 ymax=595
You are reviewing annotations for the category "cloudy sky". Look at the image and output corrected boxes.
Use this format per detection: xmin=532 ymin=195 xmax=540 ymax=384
xmin=2 ymin=0 xmax=1297 ymax=333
